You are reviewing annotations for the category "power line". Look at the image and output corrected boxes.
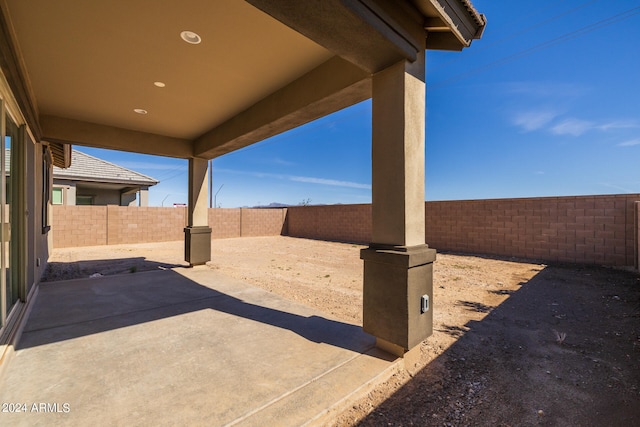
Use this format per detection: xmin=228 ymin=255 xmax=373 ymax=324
xmin=160 ymin=171 xmax=187 ymax=182
xmin=157 ymin=167 xmax=188 ymax=182
xmin=429 ymin=0 xmax=601 ymax=73
xmin=153 ymin=163 xmax=187 ymax=181
xmin=428 ymin=6 xmax=640 ymax=91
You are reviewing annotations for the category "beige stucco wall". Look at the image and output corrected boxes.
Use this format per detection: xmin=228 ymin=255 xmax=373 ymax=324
xmin=27 ymin=134 xmax=50 ymax=291
xmin=53 ymin=181 xmax=148 ymax=207
xmin=77 ymin=187 xmax=121 ymax=206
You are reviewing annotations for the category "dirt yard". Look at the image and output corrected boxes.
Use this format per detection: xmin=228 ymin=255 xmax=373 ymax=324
xmin=44 ymin=236 xmax=640 ymax=426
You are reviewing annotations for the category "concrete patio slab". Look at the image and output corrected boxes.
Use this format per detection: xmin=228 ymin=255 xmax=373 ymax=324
xmin=0 ymin=267 xmax=400 ymax=426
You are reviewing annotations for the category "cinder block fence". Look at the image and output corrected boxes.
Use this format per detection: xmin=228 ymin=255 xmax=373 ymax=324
xmin=53 ymin=194 xmax=640 ymax=268
xmin=423 ymin=195 xmax=639 ymax=267
xmin=286 ymin=195 xmax=640 ymax=268
xmin=52 ymin=206 xmax=287 ymax=248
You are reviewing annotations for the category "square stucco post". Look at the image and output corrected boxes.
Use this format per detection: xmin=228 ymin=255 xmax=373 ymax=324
xmin=138 ymin=187 xmax=149 ymax=207
xmin=361 ymin=47 xmax=436 ymax=359
xmin=184 ymin=157 xmax=211 ymax=266
xmin=67 ymin=184 xmax=76 ymax=206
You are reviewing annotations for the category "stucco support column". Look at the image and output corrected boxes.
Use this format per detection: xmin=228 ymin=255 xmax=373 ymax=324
xmin=184 ymin=157 xmax=211 ymax=266
xmin=138 ymin=187 xmax=149 ymax=207
xmin=67 ymin=184 xmax=76 ymax=206
xmin=360 ymin=48 xmax=436 ymax=361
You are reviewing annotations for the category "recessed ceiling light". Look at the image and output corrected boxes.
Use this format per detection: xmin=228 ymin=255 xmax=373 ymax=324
xmin=180 ymin=30 xmax=202 ymax=44
xmin=154 ymin=81 xmax=166 ymax=88
xmin=134 ymin=108 xmax=148 ymax=115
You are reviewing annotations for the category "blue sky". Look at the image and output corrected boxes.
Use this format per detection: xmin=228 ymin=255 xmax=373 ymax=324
xmin=77 ymin=0 xmax=640 ymax=207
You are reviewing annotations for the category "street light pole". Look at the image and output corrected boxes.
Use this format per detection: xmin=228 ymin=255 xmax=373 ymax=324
xmin=214 ymin=184 xmax=224 ymax=209
xmin=209 ymin=159 xmax=213 ymax=208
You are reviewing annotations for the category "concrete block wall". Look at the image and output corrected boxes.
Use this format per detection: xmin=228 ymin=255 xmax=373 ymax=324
xmin=209 ymin=208 xmax=241 ymax=239
xmin=636 ymin=202 xmax=640 ymax=270
xmin=424 ymin=195 xmax=639 ymax=266
xmin=287 ymin=195 xmax=640 ymax=267
xmin=52 ymin=205 xmax=107 ymax=248
xmin=106 ymin=206 xmax=187 ymax=245
xmin=286 ymin=204 xmax=371 ymax=243
xmin=52 ymin=206 xmax=287 ymax=248
xmin=52 ymin=196 xmax=640 ymax=267
xmin=240 ymin=208 xmax=288 ymax=237
xmin=207 ymin=208 xmax=288 ymax=238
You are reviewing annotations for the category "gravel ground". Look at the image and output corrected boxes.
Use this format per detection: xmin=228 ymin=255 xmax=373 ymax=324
xmin=44 ymin=236 xmax=640 ymax=426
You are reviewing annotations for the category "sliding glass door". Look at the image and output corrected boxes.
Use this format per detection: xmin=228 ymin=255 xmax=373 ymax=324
xmin=0 ymin=107 xmax=23 ymax=327
xmin=4 ymin=114 xmax=19 ymax=316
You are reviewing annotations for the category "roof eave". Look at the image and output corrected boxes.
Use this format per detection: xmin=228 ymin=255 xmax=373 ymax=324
xmin=53 ymin=175 xmax=158 ymax=187
xmin=416 ymin=0 xmax=486 ymax=51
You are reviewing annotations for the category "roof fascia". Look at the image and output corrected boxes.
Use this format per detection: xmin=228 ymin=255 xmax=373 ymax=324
xmin=53 ymin=175 xmax=157 ymax=187
xmin=69 ymin=149 xmax=158 ymax=183
xmin=245 ymin=0 xmax=425 ymax=74
xmin=121 ymin=187 xmax=143 ymax=195
xmin=420 ymin=0 xmax=486 ymax=50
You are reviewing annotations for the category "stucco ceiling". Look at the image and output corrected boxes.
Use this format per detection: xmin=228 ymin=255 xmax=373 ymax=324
xmin=4 ymin=0 xmax=333 ymax=140
xmin=1 ymin=0 xmax=484 ymax=160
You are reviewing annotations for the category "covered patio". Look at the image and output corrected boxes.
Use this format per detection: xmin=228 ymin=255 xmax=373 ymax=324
xmin=0 ymin=0 xmax=486 ymax=410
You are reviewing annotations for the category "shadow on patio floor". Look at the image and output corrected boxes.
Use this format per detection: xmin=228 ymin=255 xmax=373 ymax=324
xmin=22 ymin=267 xmax=369 ymax=353
xmin=42 ymin=257 xmax=187 ymax=282
xmin=355 ymin=265 xmax=640 ymax=426
xmin=1 ymin=266 xmax=397 ymax=426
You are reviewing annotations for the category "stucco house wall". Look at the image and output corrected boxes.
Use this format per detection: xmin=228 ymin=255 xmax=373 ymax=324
xmin=52 ymin=180 xmax=146 ymax=207
xmin=74 ymin=185 xmax=137 ymax=206
xmin=26 ymin=132 xmax=49 ymax=294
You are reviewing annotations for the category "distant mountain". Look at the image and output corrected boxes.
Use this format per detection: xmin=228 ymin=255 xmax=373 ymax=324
xmin=242 ymin=202 xmax=290 ymax=208
xmin=240 ymin=202 xmax=333 ymax=208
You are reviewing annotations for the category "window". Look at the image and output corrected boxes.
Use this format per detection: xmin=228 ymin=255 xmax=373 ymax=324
xmin=76 ymin=195 xmax=94 ymax=205
xmin=52 ymin=188 xmax=63 ymax=205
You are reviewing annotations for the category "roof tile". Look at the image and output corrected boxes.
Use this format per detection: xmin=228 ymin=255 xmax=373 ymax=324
xmin=53 ymin=150 xmax=158 ymax=186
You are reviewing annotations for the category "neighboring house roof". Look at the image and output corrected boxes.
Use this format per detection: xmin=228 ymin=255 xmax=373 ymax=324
xmin=53 ymin=150 xmax=158 ymax=187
